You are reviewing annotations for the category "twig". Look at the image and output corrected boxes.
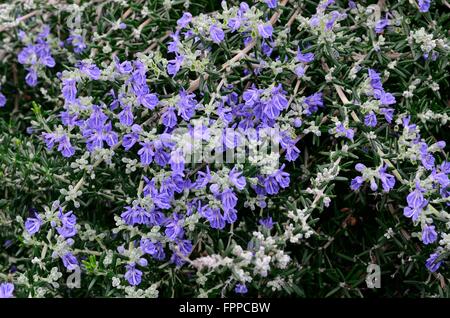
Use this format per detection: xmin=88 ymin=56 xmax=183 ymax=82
xmin=287 ymin=8 xmax=301 ymax=28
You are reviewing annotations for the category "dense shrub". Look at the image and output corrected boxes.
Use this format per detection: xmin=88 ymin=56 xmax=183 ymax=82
xmin=0 ymin=0 xmax=449 ymax=298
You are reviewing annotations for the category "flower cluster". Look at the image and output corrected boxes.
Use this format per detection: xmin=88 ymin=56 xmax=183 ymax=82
xmin=17 ymin=25 xmax=55 ymax=87
xmin=24 ymin=201 xmax=80 ymax=271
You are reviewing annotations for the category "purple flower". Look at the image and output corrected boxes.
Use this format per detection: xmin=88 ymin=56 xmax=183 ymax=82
xmin=122 ymin=124 xmax=142 ymax=150
xmin=435 ymin=141 xmax=446 ymax=150
xmin=378 ymin=91 xmax=396 ymax=105
xmin=165 ymin=213 xmax=185 ymax=240
xmin=280 ymin=133 xmax=301 ymax=162
xmin=204 ymin=207 xmax=225 ymax=229
xmin=221 ymin=189 xmax=238 ymax=212
xmin=368 ymin=69 xmax=383 ymax=90
xmin=154 ymin=146 xmax=171 ymax=167
xmin=258 ymin=24 xmax=273 ymax=38
xmin=141 ymin=239 xmax=165 ymax=260
xmin=119 ymin=105 xmax=134 ymax=126
xmin=431 ymin=169 xmax=449 ymax=188
xmin=404 ymin=187 xmax=428 ymax=222
xmin=325 ymin=11 xmax=340 ymax=30
xmin=136 ymin=257 xmax=147 ymax=267
xmin=82 ymin=108 xmax=118 ymax=151
xmin=259 ymin=217 xmax=275 ymax=229
xmin=0 ymin=91 xmax=6 ymax=107
xmin=42 ymin=132 xmax=58 ymax=149
xmin=401 ymin=116 xmax=417 ymax=131
xmin=297 ymin=48 xmax=315 ymax=63
xmin=25 ymin=213 xmax=43 ymax=235
xmin=418 ymin=0 xmax=431 ymax=12
xmin=407 ymin=188 xmax=426 ymax=209
xmin=228 ymin=18 xmax=241 ymax=32
xmin=140 ymin=238 xmax=157 ymax=255
xmin=422 ymin=225 xmax=438 ymax=245
xmin=18 ymin=45 xmax=37 ymax=65
xmin=194 ymin=167 xmax=212 ymax=189
xmin=40 ymin=55 xmax=56 ymax=68
xmin=265 ymin=84 xmax=288 ymax=119
xmin=350 ymin=176 xmax=364 ymax=190
xmin=125 ymin=264 xmax=142 ymax=286
xmin=243 ymin=87 xmax=261 ymax=106
xmin=243 ymin=36 xmax=253 ymax=46
xmin=177 ymin=90 xmax=197 ymax=121
xmin=374 ymin=18 xmax=389 ymax=34
xmin=210 ymin=25 xmax=225 ymax=44
xmin=295 ymin=65 xmax=305 ymax=78
xmin=239 ymin=2 xmax=250 ymax=13
xmin=162 ymin=107 xmax=178 ymax=128
xmin=67 ymin=33 xmax=87 ymax=53
xmin=424 ymin=156 xmax=437 ymax=172
xmin=285 ymin=142 xmax=301 ymax=161
xmin=138 ymin=142 xmax=154 ymax=166
xmin=140 ymin=93 xmax=159 ymax=110
xmin=170 ymin=252 xmax=187 ymax=267
xmin=335 ymin=123 xmax=355 ymax=140
xmin=264 ymin=0 xmax=278 ymax=8
xmin=264 ymin=100 xmax=282 ymax=119
xmin=319 ymin=0 xmax=336 ymax=10
xmin=168 ymin=32 xmax=180 ymax=54
xmin=304 ymin=92 xmax=323 ymax=115
xmin=264 ymin=175 xmax=279 ymax=195
xmin=367 ymin=69 xmax=396 ymax=106
xmin=60 ymin=111 xmax=81 ymax=127
xmin=378 ymin=165 xmax=396 ymax=192
xmin=274 ymin=164 xmax=290 ymax=188
xmin=169 ymin=149 xmax=185 ymax=174
xmin=235 ymin=283 xmax=248 ymax=294
xmin=224 ymin=208 xmax=237 ymax=224
xmin=0 ymin=283 xmax=14 ymax=298
xmin=114 ymin=56 xmax=133 ymax=74
xmin=167 ymin=55 xmax=184 ymax=77
xmin=57 ymin=209 xmax=77 ymax=238
xmin=17 ymin=28 xmax=55 ymax=87
xmin=380 ymin=108 xmax=394 ymax=123
xmin=25 ymin=68 xmax=38 ymax=87
xmin=176 ymin=239 xmax=193 ymax=256
xmin=121 ymin=206 xmax=141 ymax=225
xmin=177 ymin=12 xmax=192 ymax=28
xmin=263 ymin=167 xmax=290 ymax=196
xmin=61 ymin=252 xmax=79 ymax=270
xmin=261 ymin=41 xmax=273 ymax=57
xmin=77 ymin=61 xmax=101 ymax=80
xmin=229 ymin=168 xmax=246 ymax=190
xmin=153 ymin=242 xmax=166 ymax=260
xmin=62 ymin=79 xmax=77 ymax=102
xmin=403 ymin=205 xmax=424 ymax=222
xmin=420 ymin=146 xmax=435 ymax=170
xmin=38 ymin=53 xmax=56 ymax=68
xmin=364 ymin=111 xmax=377 ymax=127
xmin=425 ymin=251 xmax=442 ymax=272
xmin=57 ymin=135 xmax=75 ymax=158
